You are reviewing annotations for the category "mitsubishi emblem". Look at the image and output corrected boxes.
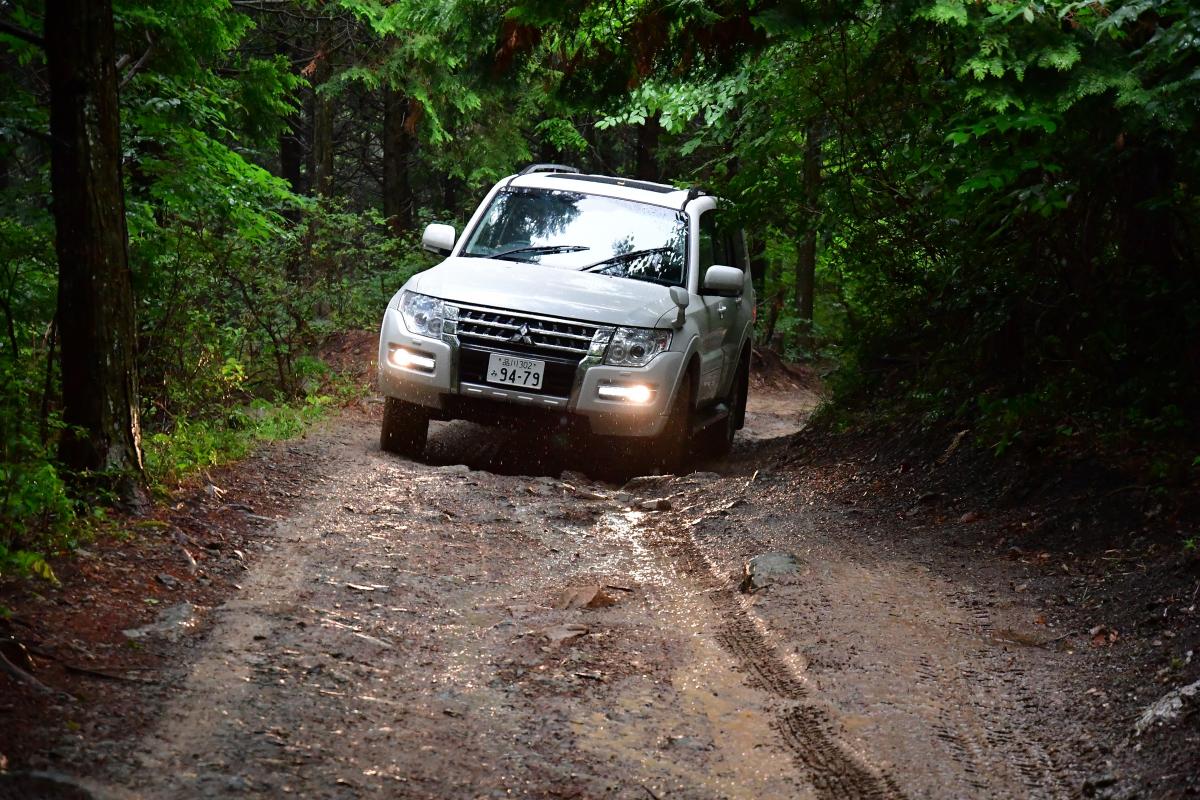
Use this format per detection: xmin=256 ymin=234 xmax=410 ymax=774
xmin=509 ymin=323 xmax=534 ymax=346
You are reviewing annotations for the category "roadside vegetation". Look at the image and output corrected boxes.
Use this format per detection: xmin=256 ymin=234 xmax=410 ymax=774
xmin=1 ymin=0 xmax=1196 ymax=579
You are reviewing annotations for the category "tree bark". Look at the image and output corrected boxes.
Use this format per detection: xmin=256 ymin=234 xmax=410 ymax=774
xmin=45 ymin=0 xmax=145 ymax=498
xmin=748 ymin=234 xmax=768 ymax=298
xmin=443 ymin=173 xmax=462 ymax=218
xmin=311 ymin=45 xmax=334 ymax=198
xmin=794 ymin=121 xmax=821 ymax=352
xmin=635 ymin=114 xmax=661 ymax=182
xmin=382 ymin=87 xmax=415 ymax=234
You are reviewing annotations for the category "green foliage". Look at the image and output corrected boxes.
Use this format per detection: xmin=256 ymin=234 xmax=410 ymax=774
xmin=143 ymin=393 xmax=334 ymax=490
xmin=0 ymin=545 xmax=58 ymax=584
xmin=0 ymin=0 xmax=424 ymax=564
xmin=627 ymin=0 xmax=1200 ymax=457
xmin=3 ymin=0 xmax=1197 ymax=572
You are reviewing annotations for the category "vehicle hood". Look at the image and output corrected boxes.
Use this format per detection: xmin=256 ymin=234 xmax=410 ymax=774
xmin=407 ymin=256 xmax=677 ymax=328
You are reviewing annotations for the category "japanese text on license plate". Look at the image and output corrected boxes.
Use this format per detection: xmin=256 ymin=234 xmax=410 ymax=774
xmin=486 ymin=354 xmax=545 ymax=389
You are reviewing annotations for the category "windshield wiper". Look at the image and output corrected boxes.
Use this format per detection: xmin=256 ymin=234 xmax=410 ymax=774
xmin=484 ymin=244 xmax=590 ymax=262
xmin=583 ymin=246 xmax=675 ymax=272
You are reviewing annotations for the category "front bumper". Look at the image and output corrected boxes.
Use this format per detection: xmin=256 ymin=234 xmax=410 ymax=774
xmin=377 ymin=308 xmax=682 ymax=438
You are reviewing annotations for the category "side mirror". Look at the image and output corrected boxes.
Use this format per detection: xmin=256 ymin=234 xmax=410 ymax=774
xmin=702 ymin=265 xmax=744 ymax=296
xmin=422 ymin=223 xmax=456 ymax=256
xmin=669 ymin=285 xmax=689 ymax=329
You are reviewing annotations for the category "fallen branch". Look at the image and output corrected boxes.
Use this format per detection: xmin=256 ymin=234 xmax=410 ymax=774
xmin=0 ymin=649 xmax=57 ymax=696
xmin=61 ymin=663 xmax=158 ymax=683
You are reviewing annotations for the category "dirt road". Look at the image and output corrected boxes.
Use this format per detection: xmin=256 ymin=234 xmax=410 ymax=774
xmin=5 ymin=383 xmax=1180 ymax=799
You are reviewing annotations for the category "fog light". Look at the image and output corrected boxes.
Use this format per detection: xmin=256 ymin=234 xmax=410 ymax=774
xmin=597 ymin=383 xmax=655 ymax=404
xmin=388 ymin=346 xmax=436 ymax=373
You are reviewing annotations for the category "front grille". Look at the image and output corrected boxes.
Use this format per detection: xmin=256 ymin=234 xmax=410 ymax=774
xmin=455 ymin=306 xmax=598 ymax=359
xmin=458 ymin=346 xmax=578 ymax=398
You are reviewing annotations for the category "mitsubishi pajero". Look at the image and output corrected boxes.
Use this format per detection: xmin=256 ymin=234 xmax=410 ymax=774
xmin=377 ymin=164 xmax=754 ymax=473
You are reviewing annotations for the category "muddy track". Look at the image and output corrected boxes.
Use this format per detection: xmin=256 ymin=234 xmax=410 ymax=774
xmin=663 ymin=482 xmax=1082 ymax=800
xmin=1 ymin=383 xmax=1112 ymax=800
xmin=642 ymin=517 xmax=904 ymax=800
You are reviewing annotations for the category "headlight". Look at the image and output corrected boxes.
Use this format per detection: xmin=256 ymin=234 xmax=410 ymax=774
xmin=605 ymin=327 xmax=672 ymax=367
xmin=398 ymin=291 xmax=447 ymax=338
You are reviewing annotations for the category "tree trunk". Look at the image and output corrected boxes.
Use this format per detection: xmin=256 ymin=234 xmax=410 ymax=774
xmin=443 ymin=173 xmax=461 ymax=219
xmin=45 ymin=0 xmax=145 ymax=499
xmin=635 ymin=114 xmax=661 ymax=182
xmin=280 ymin=117 xmax=304 ymax=194
xmin=748 ymin=234 xmax=768 ymax=298
xmin=762 ymin=259 xmax=784 ymax=347
xmin=277 ymin=35 xmax=305 ymax=202
xmin=794 ymin=121 xmax=821 ymax=353
xmin=382 ymin=87 xmax=415 ymax=234
xmin=311 ymin=46 xmax=334 ymax=198
xmin=280 ymin=113 xmax=305 ymax=279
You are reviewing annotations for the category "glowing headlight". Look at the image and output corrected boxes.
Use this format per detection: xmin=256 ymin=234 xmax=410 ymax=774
xmin=387 ymin=346 xmax=436 ymax=372
xmin=398 ymin=291 xmax=447 ymax=338
xmin=597 ymin=383 xmax=655 ymax=404
xmin=605 ymin=327 xmax=672 ymax=367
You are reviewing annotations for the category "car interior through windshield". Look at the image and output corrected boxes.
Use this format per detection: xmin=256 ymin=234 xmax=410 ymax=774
xmin=461 ymin=188 xmax=688 ymax=287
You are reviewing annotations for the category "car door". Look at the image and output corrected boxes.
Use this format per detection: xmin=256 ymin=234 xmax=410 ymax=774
xmin=695 ymin=209 xmax=731 ymax=403
xmin=717 ymin=226 xmax=752 ymax=392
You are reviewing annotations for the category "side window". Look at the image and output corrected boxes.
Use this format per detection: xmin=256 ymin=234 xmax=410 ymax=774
xmin=698 ymin=211 xmax=718 ymax=272
xmin=725 ymin=229 xmax=747 ymax=270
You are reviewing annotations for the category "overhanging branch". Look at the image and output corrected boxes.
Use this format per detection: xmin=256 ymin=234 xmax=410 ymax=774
xmin=0 ymin=18 xmax=43 ymax=48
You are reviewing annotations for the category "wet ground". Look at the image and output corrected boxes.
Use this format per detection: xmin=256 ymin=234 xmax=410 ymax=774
xmin=2 ymin=379 xmax=1196 ymax=798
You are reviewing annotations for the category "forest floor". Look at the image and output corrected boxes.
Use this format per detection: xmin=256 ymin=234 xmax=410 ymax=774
xmin=1 ymin=339 xmax=1197 ymax=799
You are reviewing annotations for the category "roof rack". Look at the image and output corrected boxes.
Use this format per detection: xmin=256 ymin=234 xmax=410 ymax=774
xmin=518 ymin=163 xmax=581 ymax=176
xmin=682 ymin=187 xmax=708 ymax=208
xmin=545 ymin=173 xmax=677 ymax=194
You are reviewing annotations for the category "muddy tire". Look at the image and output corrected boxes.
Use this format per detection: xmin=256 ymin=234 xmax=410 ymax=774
xmin=380 ymin=397 xmax=429 ymax=458
xmin=698 ymin=405 xmax=736 ymax=459
xmin=730 ymin=351 xmax=749 ymax=430
xmin=593 ymin=379 xmax=693 ymax=479
xmin=657 ymin=376 xmax=693 ymax=473
xmin=699 ymin=354 xmax=749 ymax=459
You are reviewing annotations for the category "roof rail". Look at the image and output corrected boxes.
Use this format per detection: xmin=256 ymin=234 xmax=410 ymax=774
xmin=518 ymin=163 xmax=581 ymax=176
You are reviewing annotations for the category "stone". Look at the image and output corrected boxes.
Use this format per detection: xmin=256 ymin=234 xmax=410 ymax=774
xmin=155 ymin=573 xmax=181 ymax=590
xmin=622 ymin=474 xmax=675 ymax=493
xmin=543 ymin=623 xmax=589 ymax=645
xmin=740 ymin=552 xmax=803 ymax=593
xmin=0 ymin=770 xmax=112 ymax=799
xmin=122 ymin=602 xmax=201 ymax=642
xmin=1134 ymin=677 xmax=1200 ymax=736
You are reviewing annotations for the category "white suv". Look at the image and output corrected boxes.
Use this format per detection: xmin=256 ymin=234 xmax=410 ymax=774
xmin=376 ymin=164 xmax=755 ymax=473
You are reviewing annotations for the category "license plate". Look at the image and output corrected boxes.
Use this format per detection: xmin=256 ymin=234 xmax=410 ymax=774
xmin=486 ymin=353 xmax=545 ymax=390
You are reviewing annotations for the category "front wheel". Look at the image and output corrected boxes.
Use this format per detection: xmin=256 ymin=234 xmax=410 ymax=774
xmin=699 ymin=354 xmax=749 ymax=459
xmin=380 ymin=397 xmax=429 ymax=458
xmin=594 ymin=377 xmax=693 ymax=480
xmin=656 ymin=375 xmax=693 ymax=473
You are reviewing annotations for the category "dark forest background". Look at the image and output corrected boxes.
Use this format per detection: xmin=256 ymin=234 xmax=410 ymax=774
xmin=1 ymin=0 xmax=1196 ymax=576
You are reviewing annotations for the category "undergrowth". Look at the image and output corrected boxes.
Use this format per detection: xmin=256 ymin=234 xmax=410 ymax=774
xmin=0 ymin=200 xmax=406 ymax=584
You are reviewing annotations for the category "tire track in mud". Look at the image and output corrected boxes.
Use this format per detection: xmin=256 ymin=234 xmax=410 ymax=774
xmin=947 ymin=591 xmax=1069 ymax=799
xmin=648 ymin=492 xmax=1072 ymax=800
xmin=820 ymin=558 xmax=1070 ymax=800
xmin=640 ymin=514 xmax=906 ymax=800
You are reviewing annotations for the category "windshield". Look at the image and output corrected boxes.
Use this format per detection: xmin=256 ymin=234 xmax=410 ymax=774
xmin=461 ymin=188 xmax=688 ymax=287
